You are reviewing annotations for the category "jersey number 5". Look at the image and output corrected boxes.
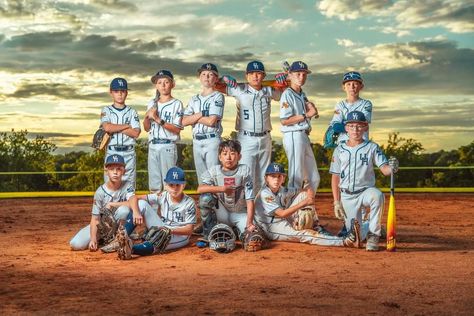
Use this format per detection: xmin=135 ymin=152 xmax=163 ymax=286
xmin=243 ymin=109 xmax=249 ymax=120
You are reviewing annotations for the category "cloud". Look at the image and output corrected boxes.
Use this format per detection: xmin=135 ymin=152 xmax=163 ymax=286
xmin=90 ymin=0 xmax=138 ymax=12
xmin=317 ymin=0 xmax=391 ymax=20
xmin=268 ymin=18 xmax=299 ymax=32
xmin=336 ymin=38 xmax=356 ymax=48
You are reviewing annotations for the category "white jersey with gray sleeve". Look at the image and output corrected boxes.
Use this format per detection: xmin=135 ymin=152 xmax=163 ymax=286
xmin=279 ymin=88 xmax=311 ymax=132
xmin=183 ymin=91 xmax=224 ymax=136
xmin=146 ymin=98 xmax=183 ymax=142
xmin=330 ymin=98 xmax=372 ymax=142
xmin=227 ymin=84 xmax=281 ymax=133
xmin=201 ymin=164 xmax=254 ymax=213
xmin=329 ymin=141 xmax=388 ymax=192
xmin=145 ymin=192 xmax=197 ymax=228
xmin=100 ymin=105 xmax=140 ymax=146
xmin=91 ymin=181 xmax=135 ymax=216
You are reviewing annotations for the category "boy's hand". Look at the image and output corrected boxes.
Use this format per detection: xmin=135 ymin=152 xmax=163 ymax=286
xmin=246 ymin=223 xmax=256 ymax=232
xmin=133 ymin=211 xmax=143 ymax=225
xmin=304 ymin=193 xmax=315 ymax=207
xmin=146 ymin=107 xmax=160 ymax=122
xmin=333 ymin=201 xmax=346 ymax=220
xmin=275 ymin=72 xmax=288 ymax=84
xmin=221 ymin=75 xmax=237 ymax=88
xmin=305 ymin=102 xmax=318 ymax=118
xmin=389 ymin=157 xmax=399 ymax=173
xmin=89 ymin=239 xmax=98 ymax=251
xmin=223 ymin=185 xmax=235 ymax=195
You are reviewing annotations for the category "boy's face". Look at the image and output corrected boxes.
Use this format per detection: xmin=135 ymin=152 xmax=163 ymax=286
xmin=345 ymin=122 xmax=368 ymax=141
xmin=218 ymin=147 xmax=241 ymax=170
xmin=105 ymin=164 xmax=125 ymax=183
xmin=265 ymin=173 xmax=285 ymax=192
xmin=288 ymin=71 xmax=307 ymax=87
xmin=199 ymin=70 xmax=218 ymax=88
xmin=246 ymin=71 xmax=265 ymax=88
xmin=110 ymin=90 xmax=128 ymax=105
xmin=165 ymin=183 xmax=185 ymax=199
xmin=155 ymin=77 xmax=175 ymax=96
xmin=342 ymin=80 xmax=364 ymax=98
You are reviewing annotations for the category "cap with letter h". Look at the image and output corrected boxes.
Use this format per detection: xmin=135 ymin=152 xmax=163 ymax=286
xmin=342 ymin=71 xmax=363 ymax=84
xmin=151 ymin=69 xmax=174 ymax=84
xmin=265 ymin=162 xmax=286 ymax=175
xmin=346 ymin=111 xmax=368 ymax=124
xmin=289 ymin=61 xmax=311 ymax=74
xmin=105 ymin=154 xmax=125 ymax=167
xmin=246 ymin=60 xmax=265 ymax=73
xmin=110 ymin=78 xmax=129 ymax=90
xmin=164 ymin=166 xmax=186 ymax=184
xmin=198 ymin=63 xmax=219 ymax=75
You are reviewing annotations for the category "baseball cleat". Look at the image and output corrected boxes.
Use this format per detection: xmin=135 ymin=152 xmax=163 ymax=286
xmin=117 ymin=224 xmax=133 ymax=260
xmin=343 ymin=219 xmax=361 ymax=248
xmin=314 ymin=224 xmax=333 ymax=237
xmin=100 ymin=237 xmax=120 ymax=253
xmin=366 ymin=233 xmax=380 ymax=251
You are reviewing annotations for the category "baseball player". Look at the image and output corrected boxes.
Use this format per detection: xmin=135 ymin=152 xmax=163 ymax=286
xmin=100 ymin=78 xmax=141 ymax=188
xmin=144 ymin=70 xmax=183 ymax=193
xmin=280 ymin=61 xmax=320 ymax=191
xmin=197 ymin=139 xmax=256 ymax=243
xmin=182 ymin=63 xmax=225 ymax=184
xmin=330 ymin=111 xmax=399 ymax=251
xmin=116 ymin=167 xmax=197 ymax=259
xmin=326 ymin=71 xmax=372 ymax=145
xmin=217 ymin=60 xmax=284 ymax=192
xmin=255 ymin=162 xmax=360 ymax=248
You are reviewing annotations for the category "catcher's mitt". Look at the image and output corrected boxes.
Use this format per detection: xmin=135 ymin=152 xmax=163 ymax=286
xmin=323 ymin=123 xmax=345 ymax=149
xmin=91 ymin=127 xmax=110 ymax=151
xmin=97 ymin=207 xmax=118 ymax=245
xmin=292 ymin=207 xmax=315 ymax=231
xmin=143 ymin=226 xmax=172 ymax=254
xmin=243 ymin=225 xmax=268 ymax=252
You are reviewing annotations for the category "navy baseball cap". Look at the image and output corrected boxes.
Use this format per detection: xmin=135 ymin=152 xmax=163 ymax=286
xmin=151 ymin=70 xmax=174 ymax=83
xmin=342 ymin=71 xmax=363 ymax=83
xmin=246 ymin=60 xmax=265 ymax=73
xmin=265 ymin=162 xmax=286 ymax=175
xmin=289 ymin=61 xmax=311 ymax=74
xmin=164 ymin=167 xmax=186 ymax=184
xmin=198 ymin=63 xmax=219 ymax=75
xmin=105 ymin=154 xmax=125 ymax=167
xmin=110 ymin=78 xmax=129 ymax=90
xmin=346 ymin=111 xmax=368 ymax=124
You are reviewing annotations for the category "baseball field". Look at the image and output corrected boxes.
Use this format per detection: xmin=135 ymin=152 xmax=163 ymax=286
xmin=1 ymin=193 xmax=473 ymax=315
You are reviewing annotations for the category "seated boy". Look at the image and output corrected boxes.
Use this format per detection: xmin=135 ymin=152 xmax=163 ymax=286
xmin=117 ymin=167 xmax=196 ymax=259
xmin=255 ymin=162 xmax=360 ymax=248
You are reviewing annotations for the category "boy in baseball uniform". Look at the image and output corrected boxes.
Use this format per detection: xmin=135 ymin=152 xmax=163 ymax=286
xmin=101 ymin=78 xmax=141 ymax=188
xmin=144 ymin=70 xmax=183 ymax=193
xmin=116 ymin=167 xmax=197 ymax=259
xmin=218 ymin=61 xmax=284 ymax=192
xmin=182 ymin=63 xmax=224 ymax=184
xmin=280 ymin=61 xmax=320 ymax=191
xmin=330 ymin=111 xmax=399 ymax=251
xmin=197 ymin=139 xmax=256 ymax=243
xmin=255 ymin=162 xmax=360 ymax=248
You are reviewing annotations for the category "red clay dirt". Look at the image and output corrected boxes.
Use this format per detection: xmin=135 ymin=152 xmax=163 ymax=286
xmin=1 ymin=193 xmax=473 ymax=315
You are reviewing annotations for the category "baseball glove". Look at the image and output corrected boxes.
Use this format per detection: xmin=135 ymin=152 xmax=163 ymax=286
xmin=243 ymin=225 xmax=268 ymax=252
xmin=143 ymin=226 xmax=172 ymax=254
xmin=97 ymin=207 xmax=118 ymax=245
xmin=292 ymin=207 xmax=315 ymax=231
xmin=91 ymin=127 xmax=110 ymax=151
xmin=323 ymin=123 xmax=345 ymax=149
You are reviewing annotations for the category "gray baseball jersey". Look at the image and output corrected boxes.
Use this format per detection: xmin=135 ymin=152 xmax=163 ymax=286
xmin=330 ymin=98 xmax=372 ymax=142
xmin=201 ymin=164 xmax=254 ymax=213
xmin=146 ymin=98 xmax=183 ymax=142
xmin=255 ymin=186 xmax=299 ymax=224
xmin=279 ymin=88 xmax=311 ymax=132
xmin=100 ymin=105 xmax=141 ymax=147
xmin=91 ymin=181 xmax=135 ymax=216
xmin=227 ymin=84 xmax=281 ymax=133
xmin=329 ymin=141 xmax=388 ymax=192
xmin=145 ymin=192 xmax=197 ymax=228
xmin=184 ymin=91 xmax=225 ymax=136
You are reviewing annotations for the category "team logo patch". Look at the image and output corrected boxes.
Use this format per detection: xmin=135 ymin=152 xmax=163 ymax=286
xmin=101 ymin=112 xmax=106 ymax=117
xmin=224 ymin=177 xmax=236 ymax=186
xmin=282 ymin=102 xmax=289 ymax=109
xmin=264 ymin=196 xmax=275 ymax=203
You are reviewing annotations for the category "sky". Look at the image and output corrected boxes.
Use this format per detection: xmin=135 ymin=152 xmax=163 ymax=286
xmin=0 ymin=0 xmax=473 ymax=154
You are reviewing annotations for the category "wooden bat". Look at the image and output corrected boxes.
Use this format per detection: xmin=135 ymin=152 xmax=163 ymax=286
xmin=386 ymin=170 xmax=397 ymax=251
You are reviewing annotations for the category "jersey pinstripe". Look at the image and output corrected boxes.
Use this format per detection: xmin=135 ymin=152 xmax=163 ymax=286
xmin=280 ymin=88 xmax=311 ymax=132
xmin=201 ymin=164 xmax=254 ymax=213
xmin=100 ymin=105 xmax=140 ymax=146
xmin=91 ymin=182 xmax=134 ymax=216
xmin=146 ymin=98 xmax=183 ymax=142
xmin=330 ymin=98 xmax=372 ymax=142
xmin=145 ymin=191 xmax=197 ymax=227
xmin=329 ymin=141 xmax=388 ymax=192
xmin=183 ymin=91 xmax=224 ymax=136
xmin=227 ymin=84 xmax=281 ymax=133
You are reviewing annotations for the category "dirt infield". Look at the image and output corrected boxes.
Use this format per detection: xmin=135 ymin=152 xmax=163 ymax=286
xmin=1 ymin=193 xmax=473 ymax=315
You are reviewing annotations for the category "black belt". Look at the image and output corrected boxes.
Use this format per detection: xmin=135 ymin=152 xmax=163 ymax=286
xmin=295 ymin=129 xmax=310 ymax=135
xmin=340 ymin=187 xmax=367 ymax=195
xmin=108 ymin=145 xmax=134 ymax=151
xmin=151 ymin=139 xmax=172 ymax=144
xmin=194 ymin=133 xmax=217 ymax=140
xmin=242 ymin=130 xmax=269 ymax=137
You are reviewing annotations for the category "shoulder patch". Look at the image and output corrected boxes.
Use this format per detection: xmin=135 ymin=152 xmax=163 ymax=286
xmin=264 ymin=195 xmax=275 ymax=203
xmin=282 ymin=102 xmax=289 ymax=109
xmin=334 ymin=110 xmax=340 ymax=114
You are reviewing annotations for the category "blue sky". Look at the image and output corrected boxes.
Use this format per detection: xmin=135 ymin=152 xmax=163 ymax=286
xmin=0 ymin=0 xmax=473 ymax=153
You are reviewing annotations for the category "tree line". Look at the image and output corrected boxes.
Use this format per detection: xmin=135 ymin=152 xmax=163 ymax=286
xmin=0 ymin=130 xmax=472 ymax=192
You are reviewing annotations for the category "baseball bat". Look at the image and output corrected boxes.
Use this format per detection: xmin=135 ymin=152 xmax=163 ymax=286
xmin=386 ymin=169 xmax=397 ymax=251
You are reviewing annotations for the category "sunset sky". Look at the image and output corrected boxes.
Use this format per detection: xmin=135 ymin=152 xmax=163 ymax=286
xmin=1 ymin=0 xmax=473 ymax=154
